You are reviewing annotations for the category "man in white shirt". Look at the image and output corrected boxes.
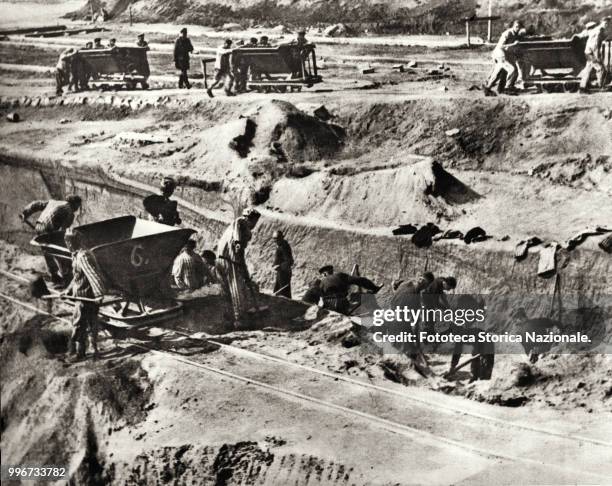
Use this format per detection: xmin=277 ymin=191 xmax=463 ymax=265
xmin=206 ymin=39 xmax=235 ymax=98
xmin=484 ymin=20 xmax=523 ymax=95
xmin=579 ymin=17 xmax=610 ymax=92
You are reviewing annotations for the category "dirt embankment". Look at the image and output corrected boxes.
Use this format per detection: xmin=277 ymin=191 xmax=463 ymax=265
xmin=67 ymin=0 xmax=479 ymax=34
xmin=2 ymin=95 xmax=610 ymax=237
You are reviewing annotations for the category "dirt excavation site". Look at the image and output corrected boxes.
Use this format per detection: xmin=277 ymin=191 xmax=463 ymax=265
xmin=1 ymin=3 xmax=612 ymax=486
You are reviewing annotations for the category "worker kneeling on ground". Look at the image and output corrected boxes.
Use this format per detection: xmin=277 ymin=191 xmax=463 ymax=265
xmin=21 ymin=195 xmax=82 ymax=284
xmin=63 ymin=229 xmax=106 ymax=362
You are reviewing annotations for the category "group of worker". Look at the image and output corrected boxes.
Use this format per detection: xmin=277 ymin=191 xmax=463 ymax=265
xmin=18 ymin=179 xmax=483 ymax=379
xmin=55 ymin=34 xmax=150 ymax=96
xmin=484 ymin=16 xmax=610 ymax=95
xmin=174 ymin=27 xmax=309 ymax=96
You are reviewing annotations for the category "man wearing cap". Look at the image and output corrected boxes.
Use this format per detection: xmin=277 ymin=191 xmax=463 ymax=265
xmin=216 ymin=208 xmax=261 ymax=327
xmin=93 ymin=38 xmax=103 ymax=49
xmin=580 ymin=17 xmax=610 ymax=92
xmin=143 ymin=177 xmax=182 ymax=226
xmin=272 ymin=230 xmax=294 ymax=298
xmin=484 ymin=20 xmax=524 ymax=95
xmin=246 ymin=37 xmax=258 ymax=48
xmin=259 ymin=36 xmax=271 ymax=47
xmin=63 ymin=229 xmax=105 ymax=361
xmin=137 ymin=33 xmax=150 ymax=51
xmin=21 ymin=195 xmax=82 ymax=283
xmin=318 ymin=265 xmax=382 ymax=315
xmin=172 ymin=239 xmax=206 ymax=291
xmin=174 ymin=28 xmax=194 ymax=89
xmin=207 ymin=39 xmax=235 ymax=98
xmin=108 ymin=38 xmax=117 ymax=48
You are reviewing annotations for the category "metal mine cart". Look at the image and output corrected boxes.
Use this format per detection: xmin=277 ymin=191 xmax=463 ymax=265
xmin=79 ymin=46 xmax=151 ymax=90
xmin=204 ymin=43 xmax=323 ymax=93
xmin=31 ymin=216 xmax=195 ymax=326
xmin=516 ymin=36 xmax=611 ymax=92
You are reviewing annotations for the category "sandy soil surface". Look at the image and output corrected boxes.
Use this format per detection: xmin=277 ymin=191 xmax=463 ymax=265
xmin=1 ymin=242 xmax=611 ymax=484
xmin=1 ymin=7 xmax=612 ymax=483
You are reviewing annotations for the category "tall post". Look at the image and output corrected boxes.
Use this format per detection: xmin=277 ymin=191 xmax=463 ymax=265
xmin=129 ymin=1 xmax=133 ymax=26
xmin=466 ymin=20 xmax=471 ymax=47
xmin=487 ymin=0 xmax=492 ymax=43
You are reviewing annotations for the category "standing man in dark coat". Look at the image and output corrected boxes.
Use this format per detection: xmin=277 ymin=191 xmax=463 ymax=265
xmin=272 ymin=230 xmax=294 ymax=298
xmin=174 ymin=27 xmax=194 ymax=89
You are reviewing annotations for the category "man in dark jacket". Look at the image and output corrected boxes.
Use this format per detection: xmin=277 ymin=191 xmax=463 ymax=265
xmin=143 ymin=177 xmax=181 ymax=226
xmin=318 ymin=265 xmax=382 ymax=315
xmin=174 ymin=28 xmax=194 ymax=89
xmin=272 ymin=230 xmax=294 ymax=298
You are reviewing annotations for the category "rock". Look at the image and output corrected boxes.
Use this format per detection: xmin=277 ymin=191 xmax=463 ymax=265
xmin=6 ymin=112 xmax=20 ymax=122
xmin=445 ymin=128 xmax=461 ymax=137
xmin=511 ymin=363 xmax=535 ymax=387
xmin=362 ymin=67 xmax=375 ymax=74
xmin=59 ymin=118 xmax=71 ymax=124
xmin=221 ymin=22 xmax=242 ymax=32
xmin=323 ymin=23 xmax=353 ymax=37
xmin=313 ymin=105 xmax=333 ymax=121
xmin=439 ymin=86 xmax=449 ymax=92
xmin=341 ymin=332 xmax=360 ymax=348
xmin=271 ymin=24 xmax=291 ymax=33
xmin=408 ymin=60 xmax=417 ymax=68
xmin=304 ymin=305 xmax=320 ymax=321
xmin=392 ymin=64 xmax=405 ymax=72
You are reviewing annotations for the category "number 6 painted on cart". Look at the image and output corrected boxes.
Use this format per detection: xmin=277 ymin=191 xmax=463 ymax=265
xmin=130 ymin=244 xmax=149 ymax=267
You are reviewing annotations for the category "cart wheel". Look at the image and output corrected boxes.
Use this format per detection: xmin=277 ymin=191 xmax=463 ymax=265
xmin=264 ymin=86 xmax=272 ymax=93
xmin=126 ymin=81 xmax=136 ymax=90
xmin=141 ymin=81 xmax=149 ymax=90
xmin=276 ymin=86 xmax=287 ymax=93
xmin=563 ymin=83 xmax=578 ymax=93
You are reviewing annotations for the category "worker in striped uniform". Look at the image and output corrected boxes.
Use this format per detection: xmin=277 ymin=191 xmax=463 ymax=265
xmin=21 ymin=195 xmax=82 ymax=284
xmin=63 ymin=229 xmax=105 ymax=361
xmin=21 ymin=195 xmax=82 ymax=234
xmin=172 ymin=239 xmax=206 ymax=290
xmin=215 ymin=208 xmax=261 ymax=328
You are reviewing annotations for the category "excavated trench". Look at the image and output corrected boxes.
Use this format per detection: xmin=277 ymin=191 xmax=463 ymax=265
xmin=1 ymin=154 xmax=610 ymax=300
xmin=2 ymin=140 xmax=612 ymax=484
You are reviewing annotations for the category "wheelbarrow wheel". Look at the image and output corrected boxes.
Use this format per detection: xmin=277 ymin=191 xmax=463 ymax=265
xmin=140 ymin=81 xmax=149 ymax=90
xmin=126 ymin=81 xmax=136 ymax=90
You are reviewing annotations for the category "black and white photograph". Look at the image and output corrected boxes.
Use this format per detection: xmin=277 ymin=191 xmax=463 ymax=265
xmin=0 ymin=0 xmax=611 ymax=484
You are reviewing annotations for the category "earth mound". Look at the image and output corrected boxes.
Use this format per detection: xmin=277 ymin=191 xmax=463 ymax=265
xmin=267 ymin=158 xmax=479 ymax=227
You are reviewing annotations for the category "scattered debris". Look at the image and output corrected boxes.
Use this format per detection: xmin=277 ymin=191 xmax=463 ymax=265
xmin=514 ymin=237 xmax=543 ymax=260
xmin=6 ymin=112 xmax=20 ymax=122
xmin=115 ymin=132 xmax=171 ymax=146
xmin=323 ymin=23 xmax=353 ymax=37
xmin=408 ymin=60 xmax=417 ymax=68
xmin=362 ymin=67 xmax=375 ymax=74
xmin=59 ymin=118 xmax=71 ymax=124
xmin=445 ymin=128 xmax=461 ymax=137
xmin=464 ymin=226 xmax=488 ymax=244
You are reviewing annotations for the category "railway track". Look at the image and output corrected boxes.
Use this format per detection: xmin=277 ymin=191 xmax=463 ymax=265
xmin=1 ymin=269 xmax=612 ymax=481
xmin=1 ymin=268 xmax=609 ymax=448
